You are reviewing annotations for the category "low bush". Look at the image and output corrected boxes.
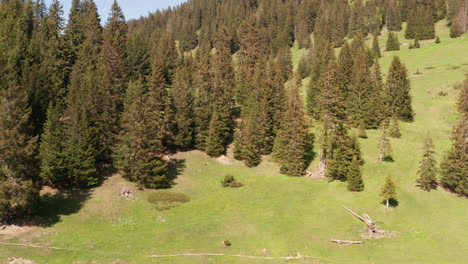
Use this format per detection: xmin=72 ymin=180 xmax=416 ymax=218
xmin=147 ymin=190 xmax=190 ymax=204
xmin=221 ymin=174 xmax=243 ymax=188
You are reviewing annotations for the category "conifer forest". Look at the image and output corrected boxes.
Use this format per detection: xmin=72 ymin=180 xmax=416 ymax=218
xmin=0 ymin=0 xmax=467 ymax=263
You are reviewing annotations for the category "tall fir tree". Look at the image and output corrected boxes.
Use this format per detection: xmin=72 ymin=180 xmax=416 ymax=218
xmin=172 ymin=57 xmax=195 ymax=148
xmin=98 ymin=0 xmax=128 ymax=161
xmin=39 ymin=103 xmax=67 ymax=187
xmin=273 ymin=79 xmax=309 ymax=176
xmin=337 ymin=41 xmax=354 ymax=98
xmin=384 ymin=56 xmax=414 ymax=122
xmin=205 ymin=27 xmax=235 ymax=157
xmin=416 ymin=135 xmax=439 ymax=191
xmin=306 ymin=40 xmax=335 ymax=119
xmin=347 ymin=47 xmax=382 ymax=128
xmin=440 ymin=79 xmax=467 ymax=196
xmin=193 ymin=45 xmax=213 ymax=151
xmin=386 ymin=0 xmax=403 ymax=31
xmin=115 ymin=77 xmax=170 ymax=189
xmin=0 ymin=82 xmax=39 ymax=181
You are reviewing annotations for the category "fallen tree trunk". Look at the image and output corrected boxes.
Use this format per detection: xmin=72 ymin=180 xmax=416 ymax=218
xmin=343 ymin=205 xmax=386 ymax=238
xmin=331 ymin=239 xmax=364 ymax=245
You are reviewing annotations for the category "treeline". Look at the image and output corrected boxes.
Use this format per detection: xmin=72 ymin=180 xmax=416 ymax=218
xmin=0 ymin=0 xmax=466 ymax=223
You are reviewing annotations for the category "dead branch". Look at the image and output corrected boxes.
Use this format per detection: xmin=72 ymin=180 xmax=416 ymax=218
xmin=331 ymin=239 xmax=364 ymax=245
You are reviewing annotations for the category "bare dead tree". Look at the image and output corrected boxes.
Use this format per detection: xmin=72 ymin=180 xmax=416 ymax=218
xmin=343 ymin=205 xmax=386 ymax=238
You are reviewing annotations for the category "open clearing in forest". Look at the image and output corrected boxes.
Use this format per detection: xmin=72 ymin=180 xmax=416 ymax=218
xmin=1 ymin=21 xmax=467 ymax=264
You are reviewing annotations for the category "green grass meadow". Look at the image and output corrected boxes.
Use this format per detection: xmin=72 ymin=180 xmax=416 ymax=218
xmin=1 ymin=21 xmax=467 ymax=264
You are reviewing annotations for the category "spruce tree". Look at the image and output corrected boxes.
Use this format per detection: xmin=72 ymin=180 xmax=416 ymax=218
xmin=384 ymin=56 xmax=414 ymax=122
xmin=347 ymin=158 xmax=365 ymax=192
xmin=389 ymin=116 xmax=402 ymax=138
xmin=378 ymin=120 xmax=393 ymax=162
xmin=372 ymin=34 xmax=381 ymax=58
xmin=416 ymin=135 xmax=439 ymax=191
xmin=337 ymin=41 xmax=354 ymax=96
xmin=205 ymin=27 xmax=235 ymax=157
xmin=347 ymin=48 xmax=382 ymax=128
xmin=440 ymin=80 xmax=467 ymax=196
xmin=307 ymin=40 xmax=335 ymax=119
xmin=273 ymin=80 xmax=309 ymax=177
xmin=386 ymin=32 xmax=400 ymax=51
xmin=405 ymin=3 xmax=435 ymax=40
xmin=39 ymin=103 xmax=67 ymax=187
xmin=380 ymin=176 xmax=397 ymax=207
xmin=0 ymin=82 xmax=38 ymax=181
xmin=172 ymin=58 xmax=195 ymax=148
xmin=386 ymin=0 xmax=403 ymax=31
xmin=193 ymin=45 xmax=213 ymax=151
xmin=115 ymin=77 xmax=170 ymax=189
xmin=99 ymin=0 xmax=128 ymax=160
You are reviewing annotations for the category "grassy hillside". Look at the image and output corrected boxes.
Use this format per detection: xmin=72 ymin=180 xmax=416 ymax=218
xmin=1 ymin=21 xmax=467 ymax=264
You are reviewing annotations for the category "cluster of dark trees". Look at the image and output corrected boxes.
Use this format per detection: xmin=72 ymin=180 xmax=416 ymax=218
xmin=0 ymin=0 xmax=466 ymax=222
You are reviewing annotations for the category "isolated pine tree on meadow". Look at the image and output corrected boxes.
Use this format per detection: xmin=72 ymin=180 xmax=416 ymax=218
xmin=380 ymin=176 xmax=397 ymax=207
xmin=416 ymin=135 xmax=439 ymax=191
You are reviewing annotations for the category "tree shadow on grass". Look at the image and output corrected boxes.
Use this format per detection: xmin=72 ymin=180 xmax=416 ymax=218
xmin=33 ymin=189 xmax=92 ymax=227
xmin=304 ymin=133 xmax=316 ymax=168
xmin=381 ymin=198 xmax=399 ymax=207
xmin=165 ymin=159 xmax=186 ymax=188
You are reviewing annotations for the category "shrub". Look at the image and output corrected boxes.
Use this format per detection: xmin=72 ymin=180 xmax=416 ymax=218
xmin=222 ymin=240 xmax=232 ymax=247
xmin=435 ymin=36 xmax=441 ymax=44
xmin=147 ymin=190 xmax=190 ymax=204
xmin=221 ymin=174 xmax=243 ymax=188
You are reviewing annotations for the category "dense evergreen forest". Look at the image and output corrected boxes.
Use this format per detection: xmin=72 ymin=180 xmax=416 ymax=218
xmin=0 ymin=0 xmax=467 ymax=223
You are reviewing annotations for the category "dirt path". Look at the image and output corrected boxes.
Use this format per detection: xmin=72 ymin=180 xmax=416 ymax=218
xmin=0 ymin=241 xmax=351 ymax=263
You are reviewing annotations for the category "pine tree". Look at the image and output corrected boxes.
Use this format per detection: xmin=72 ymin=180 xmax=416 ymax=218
xmin=115 ymin=77 xmax=170 ymax=189
xmin=348 ymin=0 xmax=368 ymax=37
xmin=0 ymin=82 xmax=38 ymax=181
xmin=337 ymin=41 xmax=354 ymax=95
xmin=386 ymin=0 xmax=403 ymax=31
xmin=416 ymin=135 xmax=439 ymax=191
xmin=193 ymin=45 xmax=213 ymax=151
xmin=435 ymin=36 xmax=441 ymax=44
xmin=39 ymin=103 xmax=67 ymax=187
xmin=380 ymin=176 xmax=397 ymax=207
xmin=389 ymin=116 xmax=402 ymax=138
xmin=172 ymin=58 xmax=195 ymax=148
xmin=347 ymin=48 xmax=382 ymax=128
xmin=386 ymin=32 xmax=400 ymax=51
xmin=0 ymin=178 xmax=38 ymax=224
xmin=273 ymin=80 xmax=309 ymax=176
xmin=64 ymin=108 xmax=98 ymax=188
xmin=440 ymin=80 xmax=467 ymax=196
xmin=99 ymin=0 xmax=128 ymax=160
xmin=347 ymin=158 xmax=365 ymax=192
xmin=378 ymin=120 xmax=393 ymax=162
xmin=372 ymin=33 xmax=381 ymax=58
xmin=307 ymin=40 xmax=335 ymax=119
xmin=64 ymin=0 xmax=85 ymax=68
xmin=384 ymin=56 xmax=414 ymax=122
xmin=205 ymin=27 xmax=235 ymax=157
xmin=406 ymin=2 xmax=436 ymax=40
